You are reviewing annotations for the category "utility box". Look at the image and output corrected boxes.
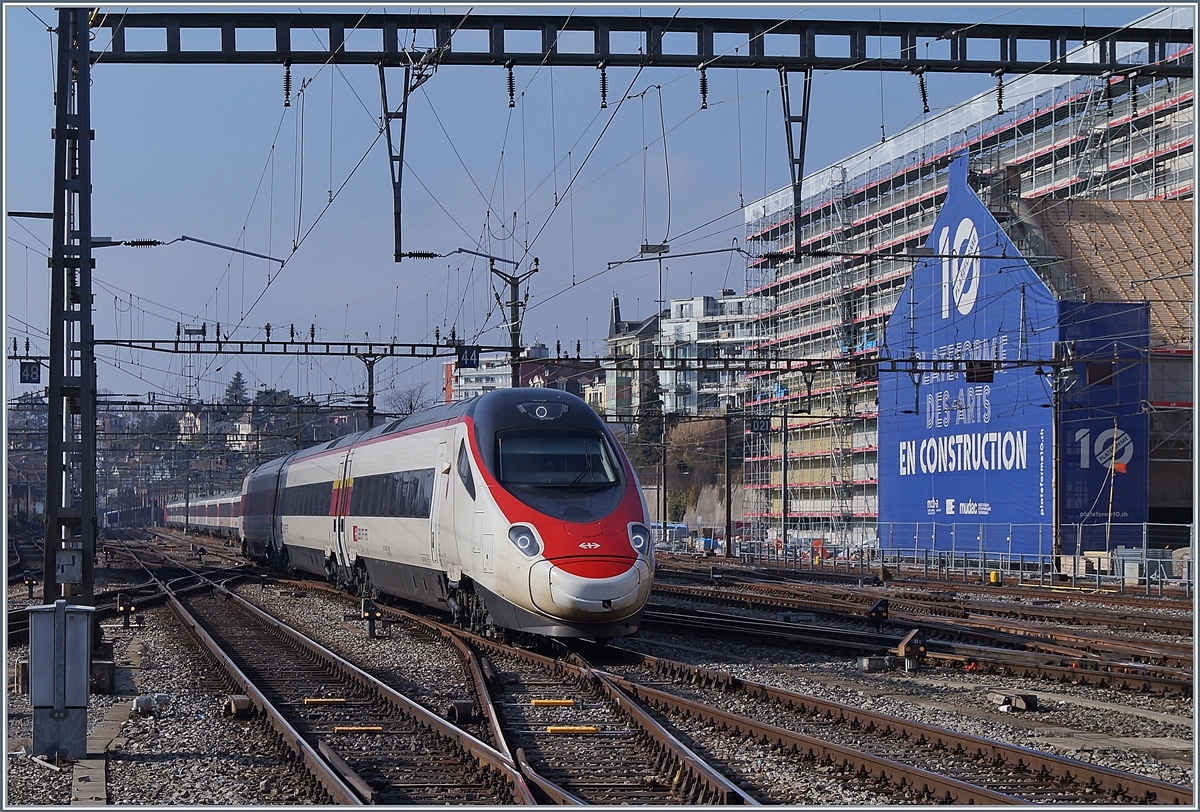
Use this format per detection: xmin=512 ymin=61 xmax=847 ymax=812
xmin=29 ymin=600 xmax=94 ymax=759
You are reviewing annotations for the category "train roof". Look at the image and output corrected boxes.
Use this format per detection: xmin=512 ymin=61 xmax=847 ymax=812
xmin=165 ymin=489 xmax=241 ymax=508
xmin=245 ymin=389 xmax=594 ymax=475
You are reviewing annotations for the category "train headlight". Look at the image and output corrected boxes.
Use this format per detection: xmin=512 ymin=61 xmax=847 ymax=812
xmin=628 ymin=523 xmax=651 ymax=555
xmin=508 ymin=525 xmax=542 ymax=558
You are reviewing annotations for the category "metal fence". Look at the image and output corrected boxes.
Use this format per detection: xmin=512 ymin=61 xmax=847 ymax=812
xmin=727 ymin=522 xmax=1194 ymax=597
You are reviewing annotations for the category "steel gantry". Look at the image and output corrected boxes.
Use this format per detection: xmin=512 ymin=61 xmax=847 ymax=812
xmin=86 ymin=11 xmax=1191 ymax=260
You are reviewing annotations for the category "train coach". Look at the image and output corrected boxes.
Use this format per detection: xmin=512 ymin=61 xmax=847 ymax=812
xmin=237 ymin=388 xmax=653 ymax=640
xmin=102 ymin=504 xmax=157 ymax=530
xmin=164 ymin=490 xmax=243 ymax=539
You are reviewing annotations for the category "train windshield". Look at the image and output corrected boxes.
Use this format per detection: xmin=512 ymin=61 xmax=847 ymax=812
xmin=496 ymin=431 xmax=620 ymax=487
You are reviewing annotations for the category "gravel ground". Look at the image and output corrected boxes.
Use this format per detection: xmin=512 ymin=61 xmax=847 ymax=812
xmin=618 ymin=629 xmax=1194 ymax=789
xmin=7 ymin=606 xmax=328 ymax=805
xmin=233 ymin=585 xmax=905 ymax=804
xmin=7 ymin=577 xmax=1191 ymax=805
xmin=230 ymin=582 xmax=494 ymax=746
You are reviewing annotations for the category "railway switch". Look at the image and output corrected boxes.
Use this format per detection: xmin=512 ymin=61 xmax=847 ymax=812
xmin=446 ymin=700 xmax=478 ymax=723
xmin=867 ymin=599 xmax=889 ymax=632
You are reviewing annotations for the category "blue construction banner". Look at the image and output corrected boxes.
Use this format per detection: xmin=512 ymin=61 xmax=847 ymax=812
xmin=1056 ymin=301 xmax=1150 ymax=554
xmin=878 ymin=153 xmax=1058 ymax=555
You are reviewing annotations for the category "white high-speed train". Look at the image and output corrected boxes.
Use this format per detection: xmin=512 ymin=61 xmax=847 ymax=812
xmin=168 ymin=389 xmax=653 ymax=639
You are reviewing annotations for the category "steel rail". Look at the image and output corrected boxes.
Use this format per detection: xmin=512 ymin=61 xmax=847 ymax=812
xmin=290 ymin=578 xmax=516 ymax=764
xmin=641 ymin=601 xmax=1192 ymax=695
xmin=714 ymin=574 xmax=1196 ymax=640
xmin=922 ymin=647 xmax=1193 ymax=696
xmin=602 ymin=672 xmax=1029 ymax=804
xmin=608 ymin=653 xmax=1195 ymax=805
xmin=163 ymin=587 xmax=360 ymax=804
xmin=457 ymin=628 xmax=761 ymax=805
xmin=115 ymin=549 xmax=535 ymax=804
xmin=206 ymin=581 xmax=537 ymax=804
xmin=654 ymin=581 xmax=1192 ymax=676
xmin=281 ymin=580 xmax=631 ymax=805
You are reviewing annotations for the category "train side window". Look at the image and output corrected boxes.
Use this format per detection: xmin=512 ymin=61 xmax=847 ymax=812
xmin=366 ymin=476 xmax=380 ymax=515
xmin=457 ymin=442 xmax=476 ymax=500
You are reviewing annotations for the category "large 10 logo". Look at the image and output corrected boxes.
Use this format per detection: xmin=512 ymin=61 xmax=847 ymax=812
xmin=1074 ymin=427 xmax=1134 ymax=470
xmin=940 ymin=217 xmax=980 ymax=319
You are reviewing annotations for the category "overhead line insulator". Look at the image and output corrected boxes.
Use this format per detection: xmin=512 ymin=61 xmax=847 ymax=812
xmin=506 ymin=60 xmax=515 ymax=108
xmin=598 ymin=61 xmax=608 ymax=109
xmin=699 ymin=65 xmax=708 ymax=110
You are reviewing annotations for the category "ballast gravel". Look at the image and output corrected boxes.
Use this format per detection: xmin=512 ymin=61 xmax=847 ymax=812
xmin=6 ymin=607 xmax=327 ymax=806
xmin=6 ymin=576 xmax=1192 ymax=804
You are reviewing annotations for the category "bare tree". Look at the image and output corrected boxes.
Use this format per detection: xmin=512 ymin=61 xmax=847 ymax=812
xmin=383 ymin=382 xmax=434 ymax=416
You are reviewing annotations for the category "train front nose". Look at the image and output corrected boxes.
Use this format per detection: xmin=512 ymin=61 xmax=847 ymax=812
xmin=528 ymin=558 xmax=651 ymax=621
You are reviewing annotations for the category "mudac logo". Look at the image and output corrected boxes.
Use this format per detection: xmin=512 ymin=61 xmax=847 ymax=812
xmin=939 ymin=217 xmax=980 ymax=318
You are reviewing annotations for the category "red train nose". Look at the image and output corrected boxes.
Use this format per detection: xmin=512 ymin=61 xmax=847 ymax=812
xmin=554 ymin=556 xmax=635 ymax=578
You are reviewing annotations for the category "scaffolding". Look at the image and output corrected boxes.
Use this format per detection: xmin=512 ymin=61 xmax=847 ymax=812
xmin=742 ymin=32 xmax=1193 ymax=552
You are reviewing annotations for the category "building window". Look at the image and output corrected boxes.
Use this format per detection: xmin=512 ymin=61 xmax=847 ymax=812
xmin=1086 ymin=362 xmax=1115 ymax=386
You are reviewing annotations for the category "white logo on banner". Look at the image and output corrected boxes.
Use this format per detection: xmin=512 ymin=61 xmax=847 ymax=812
xmin=940 ymin=218 xmax=980 ymax=318
xmin=1074 ymin=427 xmax=1134 ymax=469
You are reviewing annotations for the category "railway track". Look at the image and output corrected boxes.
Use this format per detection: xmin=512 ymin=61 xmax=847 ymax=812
xmin=643 ymin=601 xmax=1193 ymax=697
xmin=169 ymin=582 xmax=531 ymax=804
xmin=655 ymin=578 xmax=1193 ymax=662
xmin=254 ymin=579 xmax=1191 ymax=805
xmin=656 ymin=573 xmax=1193 ymax=637
xmin=595 ymin=647 xmax=1194 ymax=805
xmin=456 ymin=630 xmax=757 ymax=805
xmin=260 ymin=579 xmax=756 ymax=804
xmin=659 ymin=557 xmax=1193 ymax=611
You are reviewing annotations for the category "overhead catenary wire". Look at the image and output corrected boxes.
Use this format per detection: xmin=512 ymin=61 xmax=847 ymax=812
xmin=27 ymin=9 xmax=1186 ymax=408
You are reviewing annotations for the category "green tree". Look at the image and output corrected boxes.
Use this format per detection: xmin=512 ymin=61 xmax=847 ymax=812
xmin=253 ymin=387 xmax=298 ymax=407
xmin=224 ymin=371 xmax=249 ymax=405
xmin=628 ymin=376 xmax=664 ymax=471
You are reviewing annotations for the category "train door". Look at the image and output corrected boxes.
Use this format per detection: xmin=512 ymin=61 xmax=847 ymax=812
xmin=430 ymin=440 xmax=447 ymax=566
xmin=332 ymin=449 xmax=354 ymax=568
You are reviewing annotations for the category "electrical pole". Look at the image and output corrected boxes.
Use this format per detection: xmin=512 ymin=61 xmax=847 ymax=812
xmin=781 ymin=409 xmax=789 ymax=553
xmin=489 ymin=259 xmax=538 ymax=389
xmin=724 ymin=413 xmax=733 ymax=558
xmin=357 ymin=354 xmax=381 ymax=428
xmin=44 ymin=8 xmax=97 ymax=607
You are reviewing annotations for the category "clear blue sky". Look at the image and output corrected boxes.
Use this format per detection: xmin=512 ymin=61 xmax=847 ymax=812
xmin=3 ymin=3 xmax=1166 ymax=408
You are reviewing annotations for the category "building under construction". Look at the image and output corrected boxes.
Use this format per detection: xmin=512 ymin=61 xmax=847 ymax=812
xmin=741 ymin=8 xmax=1193 ymax=553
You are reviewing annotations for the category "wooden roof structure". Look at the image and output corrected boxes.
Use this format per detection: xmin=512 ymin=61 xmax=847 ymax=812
xmin=1032 ymin=198 xmax=1193 ymax=350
